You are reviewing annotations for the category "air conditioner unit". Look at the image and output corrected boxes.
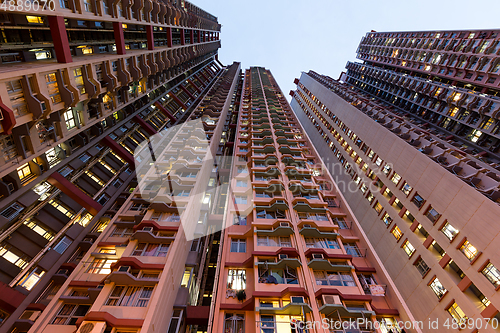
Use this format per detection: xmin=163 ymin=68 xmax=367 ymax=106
xmin=7 ymin=182 xmax=14 ymax=192
xmin=312 ymin=253 xmax=324 ymax=260
xmin=76 ymin=321 xmax=106 ymax=333
xmin=322 ymin=294 xmax=341 ymax=305
xmin=290 ymin=296 xmax=304 ymax=304
xmin=280 ymin=222 xmax=290 ymax=227
xmin=56 ymin=269 xmax=69 ymax=275
xmin=278 ymin=254 xmax=288 ymax=260
xmin=118 ymin=266 xmax=131 ymax=272
xmin=142 ymin=226 xmax=154 ymax=232
xmin=83 ymin=238 xmax=93 ymax=243
xmin=303 ymin=224 xmax=312 ymax=228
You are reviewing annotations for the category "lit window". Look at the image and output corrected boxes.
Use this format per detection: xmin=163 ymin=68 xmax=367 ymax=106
xmin=45 ymin=73 xmax=62 ymax=104
xmin=18 ymin=267 xmax=45 ymax=290
xmin=26 ymin=16 xmax=43 ymax=24
xmin=402 ymin=240 xmax=415 ymax=257
xmin=441 ymin=222 xmax=459 ymax=241
xmin=391 ymin=226 xmax=403 ymax=241
xmin=447 ymin=302 xmax=467 ymax=325
xmin=391 ymin=172 xmax=401 ymax=185
xmin=0 ymin=244 xmax=28 ymax=268
xmin=64 ymin=110 xmax=77 ymax=130
xmin=87 ymin=258 xmax=117 ymax=274
xmin=459 ymin=240 xmax=479 ymax=261
xmin=374 ymin=202 xmax=383 ymax=213
xmin=17 ymin=163 xmax=33 ymax=181
xmin=429 ymin=277 xmax=447 ymax=298
xmin=482 ymin=263 xmax=500 ymax=288
xmin=227 ymin=269 xmax=246 ymax=290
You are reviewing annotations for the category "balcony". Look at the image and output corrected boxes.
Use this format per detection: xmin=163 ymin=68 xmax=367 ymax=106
xmin=255 ymin=224 xmax=294 ymax=237
xmin=299 ymin=225 xmax=338 ymax=239
xmin=131 ymin=228 xmax=176 ymax=243
xmin=104 ymin=269 xmax=159 ymax=286
xmin=256 ymin=302 xmax=312 ymax=316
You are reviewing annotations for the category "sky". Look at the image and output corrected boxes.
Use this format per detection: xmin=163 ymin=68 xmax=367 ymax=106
xmin=192 ymin=0 xmax=500 ymax=100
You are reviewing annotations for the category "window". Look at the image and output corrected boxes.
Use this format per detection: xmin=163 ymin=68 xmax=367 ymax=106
xmin=17 ymin=163 xmax=33 ymax=182
xmin=234 ymin=196 xmax=247 ymax=205
xmin=335 ymin=218 xmax=349 ymax=229
xmin=236 ymin=180 xmax=247 ymax=187
xmin=111 ymin=227 xmax=133 ymax=237
xmin=297 ymin=212 xmax=328 ymax=221
xmin=314 ymin=271 xmax=356 ymax=286
xmin=391 ymin=226 xmax=403 ymax=241
xmin=106 ymin=286 xmax=154 ymax=307
xmin=429 ymin=277 xmax=447 ymax=298
xmin=18 ymin=267 xmax=45 ymax=290
xmin=23 ymin=219 xmax=54 ymax=240
xmin=224 ymin=313 xmax=244 ymax=333
xmin=87 ymin=258 xmax=117 ymax=274
xmin=374 ymin=202 xmax=383 ymax=213
xmin=482 ymin=263 xmax=500 ymax=288
xmin=441 ymin=222 xmax=459 ymax=241
xmin=227 ymin=269 xmax=246 ymax=290
xmin=52 ymin=304 xmax=90 ymax=325
xmin=412 ymin=193 xmax=425 ymax=208
xmin=132 ymin=243 xmax=169 ymax=257
xmin=425 ymin=206 xmax=441 ymax=223
xmin=45 ymin=73 xmax=62 ymax=104
xmin=402 ymin=240 xmax=415 ymax=257
xmin=257 ymin=236 xmax=291 ymax=247
xmin=304 ymin=237 xmax=339 ymax=249
xmin=401 ymin=182 xmax=412 ymax=196
xmin=233 ymin=215 xmax=247 ymax=225
xmin=256 ymin=209 xmax=286 ymax=219
xmin=459 ymin=240 xmax=479 ymax=261
xmin=0 ymin=244 xmax=29 ymax=268
xmin=415 ymin=257 xmax=430 ymax=276
xmin=261 ymin=315 xmax=275 ymax=333
xmin=391 ymin=172 xmax=401 ymax=185
xmin=64 ymin=109 xmax=77 ymax=130
xmin=447 ymin=302 xmax=467 ymax=325
xmin=231 ymin=239 xmax=246 ymax=253
xmin=26 ymin=15 xmax=44 ymax=24
xmin=344 ymin=243 xmax=363 ymax=257
xmin=73 ymin=68 xmax=86 ymax=94
xmin=53 ymin=236 xmax=72 ymax=254
xmin=382 ymin=213 xmax=392 ymax=226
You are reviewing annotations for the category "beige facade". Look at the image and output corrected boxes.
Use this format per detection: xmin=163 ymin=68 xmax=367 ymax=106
xmin=292 ymin=70 xmax=500 ymax=332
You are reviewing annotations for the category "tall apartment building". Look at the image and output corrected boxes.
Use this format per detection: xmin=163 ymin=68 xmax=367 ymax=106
xmin=210 ymin=67 xmax=417 ymax=333
xmin=0 ymin=1 xmax=222 ymax=332
xmin=291 ymin=29 xmax=500 ymax=332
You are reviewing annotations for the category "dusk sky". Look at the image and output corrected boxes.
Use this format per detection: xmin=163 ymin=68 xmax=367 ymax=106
xmin=193 ymin=0 xmax=500 ymax=99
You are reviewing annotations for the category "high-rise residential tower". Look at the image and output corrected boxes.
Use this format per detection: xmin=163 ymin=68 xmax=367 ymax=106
xmin=210 ymin=67 xmax=416 ymax=333
xmin=0 ymin=1 xmax=221 ymax=332
xmin=291 ymin=29 xmax=500 ymax=331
